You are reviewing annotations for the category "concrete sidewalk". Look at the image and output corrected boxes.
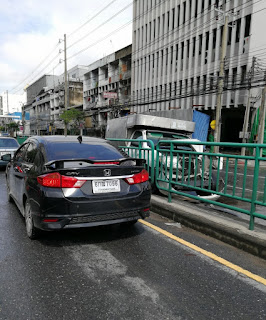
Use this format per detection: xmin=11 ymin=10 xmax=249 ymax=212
xmin=151 ymin=195 xmax=266 ymax=259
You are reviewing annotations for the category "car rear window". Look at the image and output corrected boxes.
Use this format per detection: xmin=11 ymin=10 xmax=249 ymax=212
xmin=46 ymin=142 xmax=126 ymax=161
xmin=0 ymin=138 xmax=19 ymax=148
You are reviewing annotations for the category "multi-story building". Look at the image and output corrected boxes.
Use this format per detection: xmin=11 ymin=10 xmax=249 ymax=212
xmin=24 ymin=66 xmax=88 ymax=135
xmin=131 ymin=0 xmax=265 ymax=142
xmin=83 ymin=45 xmax=132 ymax=136
xmin=0 ymin=91 xmax=25 ymax=115
xmin=0 ymin=96 xmax=3 ymax=115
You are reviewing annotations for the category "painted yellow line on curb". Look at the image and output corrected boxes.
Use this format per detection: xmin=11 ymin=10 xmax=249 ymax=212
xmin=139 ymin=219 xmax=266 ymax=286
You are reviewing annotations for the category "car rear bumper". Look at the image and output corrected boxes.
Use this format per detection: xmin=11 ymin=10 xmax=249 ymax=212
xmin=33 ymin=208 xmax=150 ymax=231
xmin=31 ymin=189 xmax=151 ymax=231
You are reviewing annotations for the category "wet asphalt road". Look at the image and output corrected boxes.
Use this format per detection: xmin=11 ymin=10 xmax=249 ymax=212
xmin=0 ymin=170 xmax=266 ymax=320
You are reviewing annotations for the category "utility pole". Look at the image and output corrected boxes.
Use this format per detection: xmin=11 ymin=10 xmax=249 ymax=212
xmin=214 ymin=12 xmax=229 ymax=154
xmin=64 ymin=34 xmax=68 ymax=110
xmin=6 ymin=90 xmax=9 ymax=114
xmin=257 ymin=87 xmax=266 ymax=157
xmin=241 ymin=57 xmax=256 ymax=156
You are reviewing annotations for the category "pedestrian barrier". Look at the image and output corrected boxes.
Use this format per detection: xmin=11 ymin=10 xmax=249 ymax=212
xmin=108 ymin=138 xmax=266 ymax=230
xmin=107 ymin=138 xmax=155 ymax=184
xmin=16 ymin=136 xmax=29 ymax=145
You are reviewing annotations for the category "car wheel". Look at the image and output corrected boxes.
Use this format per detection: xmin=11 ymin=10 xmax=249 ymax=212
xmin=25 ymin=200 xmax=39 ymax=240
xmin=6 ymin=184 xmax=13 ymax=203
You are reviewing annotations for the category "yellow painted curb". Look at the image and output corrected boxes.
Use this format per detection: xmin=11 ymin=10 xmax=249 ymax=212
xmin=140 ymin=219 xmax=266 ymax=286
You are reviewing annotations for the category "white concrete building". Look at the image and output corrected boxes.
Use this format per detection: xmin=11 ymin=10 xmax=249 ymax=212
xmin=0 ymin=91 xmax=26 ymax=115
xmin=83 ymin=45 xmax=131 ymax=134
xmin=131 ymin=0 xmax=265 ymax=141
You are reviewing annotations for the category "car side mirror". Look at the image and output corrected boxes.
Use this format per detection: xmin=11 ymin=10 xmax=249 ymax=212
xmin=1 ymin=154 xmax=12 ymax=162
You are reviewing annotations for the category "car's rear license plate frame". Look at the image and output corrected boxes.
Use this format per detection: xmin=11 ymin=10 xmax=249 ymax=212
xmin=92 ymin=179 xmax=120 ymax=193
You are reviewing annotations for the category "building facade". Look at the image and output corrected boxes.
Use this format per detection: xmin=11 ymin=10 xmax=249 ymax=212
xmin=131 ymin=0 xmax=265 ymax=142
xmin=24 ymin=66 xmax=88 ymax=135
xmin=83 ymin=45 xmax=132 ymax=136
xmin=0 ymin=96 xmax=3 ymax=115
xmin=0 ymin=91 xmax=25 ymax=115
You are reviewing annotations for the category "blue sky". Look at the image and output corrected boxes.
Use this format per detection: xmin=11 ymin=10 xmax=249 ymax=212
xmin=0 ymin=0 xmax=132 ymax=95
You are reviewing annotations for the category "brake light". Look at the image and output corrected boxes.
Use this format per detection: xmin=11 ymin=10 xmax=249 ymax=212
xmin=43 ymin=219 xmax=59 ymax=222
xmin=37 ymin=172 xmax=85 ymax=188
xmin=124 ymin=169 xmax=149 ymax=185
xmin=37 ymin=172 xmax=61 ymax=188
xmin=93 ymin=162 xmax=120 ymax=165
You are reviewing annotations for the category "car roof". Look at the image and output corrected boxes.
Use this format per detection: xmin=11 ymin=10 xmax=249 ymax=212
xmin=29 ymin=135 xmax=107 ymax=145
xmin=0 ymin=137 xmax=17 ymax=140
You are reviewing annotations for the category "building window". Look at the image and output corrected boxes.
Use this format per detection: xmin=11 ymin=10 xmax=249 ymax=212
xmin=176 ymin=44 xmax=179 ymax=60
xmin=190 ymin=78 xmax=194 ymax=95
xmin=181 ymin=42 xmax=184 ymax=60
xmin=232 ymin=67 xmax=237 ymax=88
xmin=170 ymin=46 xmax=173 ymax=71
xmin=197 ymin=76 xmax=200 ymax=94
xmin=172 ymin=8 xmax=175 ymax=29
xmin=235 ymin=18 xmax=241 ymax=43
xmin=228 ymin=25 xmax=232 ymax=45
xmin=183 ymin=1 xmax=186 ymax=24
xmin=195 ymin=0 xmax=198 ymax=18
xmin=241 ymin=65 xmax=247 ymax=84
xmin=213 ymin=28 xmax=217 ymax=49
xmin=177 ymin=5 xmax=180 ymax=27
xmin=205 ymin=31 xmax=209 ymax=51
xmin=161 ymin=50 xmax=164 ymax=77
xmin=244 ymin=14 xmax=251 ymax=37
xmin=145 ymin=24 xmax=148 ymax=43
xmin=165 ymin=48 xmax=168 ymax=74
xmin=162 ymin=14 xmax=165 ymax=35
xmin=199 ymin=34 xmax=202 ymax=55
xmin=192 ymin=37 xmax=196 ymax=56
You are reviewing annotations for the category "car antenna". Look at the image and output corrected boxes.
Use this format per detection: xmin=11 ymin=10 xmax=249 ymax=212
xmin=77 ymin=135 xmax=82 ymax=144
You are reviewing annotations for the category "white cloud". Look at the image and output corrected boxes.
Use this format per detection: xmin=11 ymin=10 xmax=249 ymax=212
xmin=0 ymin=0 xmax=132 ymax=93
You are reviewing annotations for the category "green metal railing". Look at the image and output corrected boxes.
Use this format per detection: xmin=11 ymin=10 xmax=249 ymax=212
xmin=156 ymin=140 xmax=266 ymax=230
xmin=107 ymin=138 xmax=155 ymax=184
xmin=108 ymin=138 xmax=266 ymax=230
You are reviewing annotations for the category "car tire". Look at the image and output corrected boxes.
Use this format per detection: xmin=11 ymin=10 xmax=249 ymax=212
xmin=7 ymin=184 xmax=13 ymax=203
xmin=25 ymin=200 xmax=39 ymax=240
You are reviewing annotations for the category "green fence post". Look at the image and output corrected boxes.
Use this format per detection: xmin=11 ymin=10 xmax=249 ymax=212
xmin=168 ymin=142 xmax=174 ymax=203
xmin=249 ymin=146 xmax=260 ymax=230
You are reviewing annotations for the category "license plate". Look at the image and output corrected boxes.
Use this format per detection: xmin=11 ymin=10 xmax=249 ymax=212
xmin=92 ymin=179 xmax=120 ymax=194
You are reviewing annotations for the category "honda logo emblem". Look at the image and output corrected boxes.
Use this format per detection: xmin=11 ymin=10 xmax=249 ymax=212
xmin=103 ymin=169 xmax=111 ymax=177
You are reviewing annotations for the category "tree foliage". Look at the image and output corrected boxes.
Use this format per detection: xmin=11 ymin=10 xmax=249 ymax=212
xmin=60 ymin=109 xmax=85 ymax=135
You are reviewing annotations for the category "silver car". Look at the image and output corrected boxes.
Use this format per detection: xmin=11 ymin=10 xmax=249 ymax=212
xmin=0 ymin=137 xmax=20 ymax=168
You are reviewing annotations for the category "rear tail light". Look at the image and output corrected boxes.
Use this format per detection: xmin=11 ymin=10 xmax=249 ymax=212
xmin=93 ymin=162 xmax=120 ymax=165
xmin=43 ymin=219 xmax=59 ymax=222
xmin=37 ymin=172 xmax=86 ymax=188
xmin=124 ymin=169 xmax=149 ymax=185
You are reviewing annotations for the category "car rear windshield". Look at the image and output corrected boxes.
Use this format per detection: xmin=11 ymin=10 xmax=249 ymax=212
xmin=0 ymin=138 xmax=19 ymax=148
xmin=46 ymin=142 xmax=126 ymax=161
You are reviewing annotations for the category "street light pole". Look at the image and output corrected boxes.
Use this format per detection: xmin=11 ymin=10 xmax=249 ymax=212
xmin=64 ymin=34 xmax=68 ymax=110
xmin=214 ymin=14 xmax=229 ymax=154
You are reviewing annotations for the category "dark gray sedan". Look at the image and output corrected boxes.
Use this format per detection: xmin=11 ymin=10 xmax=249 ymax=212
xmin=5 ymin=136 xmax=151 ymax=239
